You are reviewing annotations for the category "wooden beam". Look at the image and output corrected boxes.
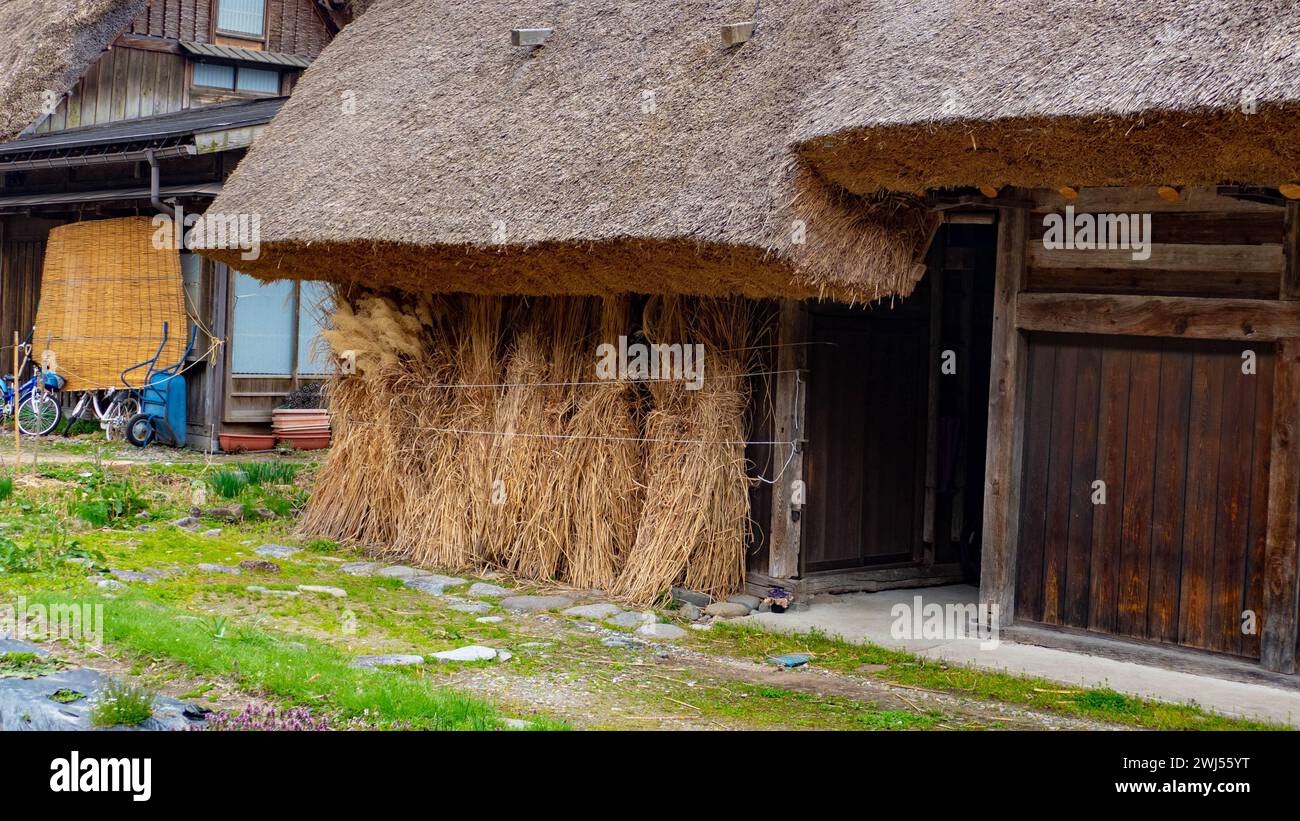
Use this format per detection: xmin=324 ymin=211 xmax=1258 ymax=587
xmin=1261 ymin=338 xmax=1300 ymax=673
xmin=922 ymin=231 xmax=945 ymax=554
xmin=1016 ymin=293 xmax=1300 ymax=341
xmin=767 ymin=300 xmax=808 ymax=580
xmin=979 ymin=208 xmax=1027 ymax=623
xmin=1284 ymin=202 xmax=1300 ymax=299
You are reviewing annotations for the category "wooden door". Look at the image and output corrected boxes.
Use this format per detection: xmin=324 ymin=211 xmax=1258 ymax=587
xmin=802 ymin=308 xmax=929 ymax=573
xmin=1016 ymin=333 xmax=1272 ymax=659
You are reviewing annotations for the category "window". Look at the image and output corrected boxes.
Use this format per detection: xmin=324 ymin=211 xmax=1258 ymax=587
xmin=193 ymin=62 xmax=281 ymax=94
xmin=232 ymin=274 xmax=333 ymax=376
xmin=217 ymin=0 xmax=265 ymax=38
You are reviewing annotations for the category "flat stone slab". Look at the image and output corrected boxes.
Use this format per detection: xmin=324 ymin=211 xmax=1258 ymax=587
xmin=196 ymin=563 xmax=241 ymax=575
xmin=726 ymin=594 xmax=763 ymax=610
xmin=404 ymin=574 xmax=467 ymax=595
xmin=351 ymin=654 xmax=425 ymax=669
xmin=467 ymin=582 xmax=511 ymax=598
xmin=562 ymin=603 xmax=623 ymax=619
xmin=375 ymin=565 xmax=433 ymax=580
xmin=605 ymin=611 xmax=656 ymax=628
xmin=0 ymin=668 xmax=203 ymax=731
xmin=671 ymin=586 xmax=713 ymax=608
xmin=297 ymin=585 xmax=347 ymax=598
xmin=245 ymin=586 xmax=300 ymax=597
xmin=430 ymin=645 xmax=511 ymax=663
xmin=96 ymin=579 xmax=126 ymax=592
xmin=170 ymin=517 xmax=200 ymax=530
xmin=340 ymin=562 xmax=383 ymax=576
xmin=200 ymin=529 xmax=222 ymax=538
xmin=636 ymin=623 xmax=688 ymax=640
xmin=705 ymin=602 xmax=752 ymax=619
xmin=475 ymin=616 xmax=504 ymax=624
xmin=500 ymin=595 xmax=574 ymax=612
xmin=109 ymin=569 xmax=157 ymax=583
xmin=254 ymin=544 xmax=300 ymax=559
xmin=238 ymin=559 xmax=281 ymax=573
xmin=449 ymin=601 xmax=492 ymax=614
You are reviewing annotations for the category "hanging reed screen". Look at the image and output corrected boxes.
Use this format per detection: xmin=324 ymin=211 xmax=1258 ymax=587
xmin=32 ymin=217 xmax=189 ymax=390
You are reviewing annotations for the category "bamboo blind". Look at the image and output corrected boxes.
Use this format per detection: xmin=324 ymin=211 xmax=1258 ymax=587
xmin=33 ymin=217 xmax=188 ymax=390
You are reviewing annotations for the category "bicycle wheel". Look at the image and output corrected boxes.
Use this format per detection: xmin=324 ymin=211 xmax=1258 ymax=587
xmin=17 ymin=392 xmax=61 ymax=436
xmin=104 ymin=396 xmax=141 ymax=442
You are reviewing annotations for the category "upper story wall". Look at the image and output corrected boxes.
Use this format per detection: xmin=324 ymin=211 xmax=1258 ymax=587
xmin=33 ymin=0 xmax=333 ymax=134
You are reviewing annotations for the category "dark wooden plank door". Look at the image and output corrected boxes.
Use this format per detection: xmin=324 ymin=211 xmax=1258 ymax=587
xmin=1016 ymin=333 xmax=1273 ymax=659
xmin=802 ymin=310 xmax=929 ymax=573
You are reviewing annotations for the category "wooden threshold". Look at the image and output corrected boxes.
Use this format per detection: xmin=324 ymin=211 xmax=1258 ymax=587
xmin=1004 ymin=622 xmax=1300 ymax=691
xmin=747 ymin=562 xmax=966 ymax=599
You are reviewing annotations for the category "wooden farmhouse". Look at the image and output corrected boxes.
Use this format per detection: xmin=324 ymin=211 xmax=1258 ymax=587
xmin=157 ymin=1 xmax=1300 ymax=677
xmin=0 ymin=0 xmax=353 ymax=447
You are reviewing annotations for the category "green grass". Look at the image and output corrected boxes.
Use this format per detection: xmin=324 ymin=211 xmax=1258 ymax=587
xmin=27 ymin=592 xmax=555 ymax=730
xmin=206 ymin=469 xmax=249 ymax=499
xmin=90 ymin=679 xmax=156 ymax=727
xmin=699 ymin=623 xmax=1284 ymax=731
xmin=242 ymin=462 xmax=298 ymax=486
xmin=0 ymin=474 xmax=12 ymax=502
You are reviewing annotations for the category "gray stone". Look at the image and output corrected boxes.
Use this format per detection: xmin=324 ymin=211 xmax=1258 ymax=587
xmin=196 ymin=563 xmax=241 ymax=575
xmin=170 ymin=517 xmax=200 ymax=530
xmin=705 ymin=602 xmax=752 ymax=619
xmin=502 ymin=717 xmax=531 ymax=729
xmin=500 ymin=595 xmax=574 ymax=612
xmin=562 ymin=603 xmax=623 ymax=619
xmin=205 ymin=504 xmax=244 ymax=522
xmin=0 ymin=668 xmax=204 ymax=731
xmin=250 ymin=507 xmax=277 ymax=520
xmin=375 ymin=565 xmax=432 ymax=580
xmin=449 ymin=601 xmax=492 ymax=614
xmin=245 ymin=586 xmax=299 ymax=597
xmin=677 ymin=602 xmax=702 ymax=621
xmin=475 ymin=616 xmax=504 ymax=624
xmin=467 ymin=582 xmax=511 ymax=598
xmin=63 ymin=557 xmax=95 ymax=569
xmin=671 ymin=586 xmax=713 ymax=608
xmin=404 ymin=574 xmax=467 ymax=596
xmin=254 ymin=544 xmax=300 ymax=559
xmin=351 ymin=654 xmax=424 ymax=669
xmin=605 ymin=611 xmax=656 ymax=628
xmin=96 ymin=579 xmax=127 ymax=592
xmin=726 ymin=594 xmax=763 ymax=610
xmin=297 ymin=585 xmax=347 ymax=598
xmin=636 ymin=623 xmax=688 ymax=640
xmin=134 ymin=525 xmax=156 ymax=532
xmin=109 ymin=569 xmax=157 ymax=583
xmin=430 ymin=645 xmax=510 ymax=663
xmin=600 ymin=635 xmax=640 ymax=649
xmin=238 ymin=559 xmax=281 ymax=573
xmin=340 ymin=562 xmax=383 ymax=576
xmin=200 ymin=529 xmax=222 ymax=538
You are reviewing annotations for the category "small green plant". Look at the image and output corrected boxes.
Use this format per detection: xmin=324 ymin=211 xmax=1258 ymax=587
xmin=90 ymin=680 xmax=156 ymax=728
xmin=50 ymin=688 xmax=86 ymax=704
xmin=242 ymin=462 xmax=298 ymax=486
xmin=71 ymin=477 xmax=148 ymax=526
xmin=0 ymin=652 xmax=63 ymax=679
xmin=305 ymin=537 xmax=338 ymax=554
xmin=0 ymin=474 xmax=13 ymax=502
xmin=207 ymin=469 xmax=249 ymax=499
xmin=202 ymin=616 xmax=229 ymax=639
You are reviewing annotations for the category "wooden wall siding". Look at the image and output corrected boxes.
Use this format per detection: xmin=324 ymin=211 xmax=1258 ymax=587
xmin=801 ymin=308 xmax=929 ymax=573
xmin=1025 ymin=211 xmax=1287 ymax=299
xmin=0 ymin=241 xmax=46 ymax=361
xmin=129 ymin=0 xmax=330 ymax=58
xmin=1015 ymin=332 xmax=1272 ymax=659
xmin=35 ymin=47 xmax=187 ymax=134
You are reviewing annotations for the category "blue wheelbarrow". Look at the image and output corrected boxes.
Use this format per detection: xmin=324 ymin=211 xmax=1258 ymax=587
xmin=122 ymin=321 xmax=198 ymax=448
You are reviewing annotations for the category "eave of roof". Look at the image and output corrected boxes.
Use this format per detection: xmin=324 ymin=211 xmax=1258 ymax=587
xmin=180 ymin=41 xmax=311 ymax=69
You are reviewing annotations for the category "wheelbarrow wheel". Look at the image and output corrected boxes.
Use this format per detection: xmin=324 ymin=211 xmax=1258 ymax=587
xmin=125 ymin=413 xmax=155 ymax=448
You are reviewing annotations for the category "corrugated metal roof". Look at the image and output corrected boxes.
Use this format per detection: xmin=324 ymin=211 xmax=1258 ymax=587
xmin=0 ymin=97 xmax=286 ymax=155
xmin=181 ymin=41 xmax=311 ymax=69
xmin=0 ymin=182 xmax=223 ymax=210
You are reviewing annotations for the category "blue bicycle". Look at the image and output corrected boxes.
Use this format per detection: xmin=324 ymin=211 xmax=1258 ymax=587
xmin=0 ymin=341 xmax=63 ymax=436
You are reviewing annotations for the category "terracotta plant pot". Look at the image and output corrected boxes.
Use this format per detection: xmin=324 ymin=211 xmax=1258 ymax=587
xmin=277 ymin=433 xmax=331 ymax=450
xmin=219 ymin=433 xmax=276 ymax=453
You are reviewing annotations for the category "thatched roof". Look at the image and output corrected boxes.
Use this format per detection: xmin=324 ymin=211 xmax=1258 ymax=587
xmin=797 ymin=0 xmax=1300 ymax=195
xmin=201 ymin=0 xmax=934 ymax=303
xmin=0 ymin=0 xmax=149 ymax=141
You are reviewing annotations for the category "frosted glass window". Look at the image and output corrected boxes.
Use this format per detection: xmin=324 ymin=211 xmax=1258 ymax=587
xmin=236 ymin=67 xmax=280 ymax=94
xmin=296 ymin=281 xmax=334 ymax=375
xmin=218 ymin=0 xmax=265 ymax=36
xmin=193 ymin=62 xmax=235 ymax=89
xmin=232 ymin=273 xmax=294 ymax=374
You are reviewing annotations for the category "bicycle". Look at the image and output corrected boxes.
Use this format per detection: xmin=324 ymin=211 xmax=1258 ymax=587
xmin=0 ymin=342 xmax=62 ymax=436
xmin=60 ymin=387 xmax=141 ymax=441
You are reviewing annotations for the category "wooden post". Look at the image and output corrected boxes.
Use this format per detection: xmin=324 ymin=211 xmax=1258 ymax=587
xmin=979 ymin=208 xmax=1027 ymax=622
xmin=12 ymin=331 xmax=19 ymax=474
xmin=768 ymin=300 xmax=808 ymax=579
xmin=1261 ymin=338 xmax=1300 ymax=673
xmin=921 ymin=231 xmax=945 ymax=560
xmin=1283 ymin=201 xmax=1299 ymax=300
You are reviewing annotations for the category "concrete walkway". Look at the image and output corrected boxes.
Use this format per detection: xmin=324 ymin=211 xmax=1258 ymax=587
xmin=744 ymin=584 xmax=1300 ymax=727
